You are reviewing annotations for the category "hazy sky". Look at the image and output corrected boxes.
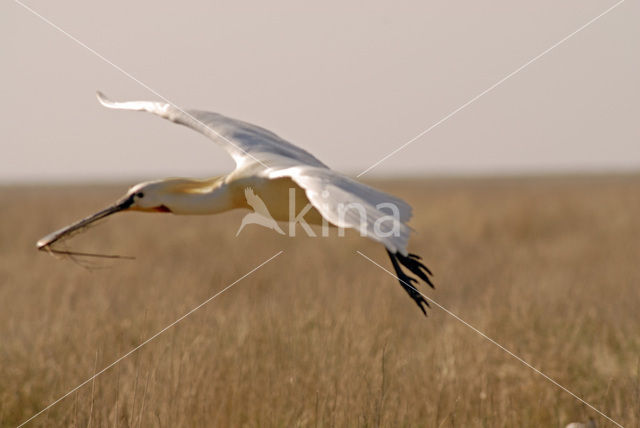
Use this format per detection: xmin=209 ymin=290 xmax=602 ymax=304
xmin=2 ymin=1 xmax=638 ymax=182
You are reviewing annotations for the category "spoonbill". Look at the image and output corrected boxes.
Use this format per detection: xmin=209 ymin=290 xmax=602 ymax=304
xmin=37 ymin=92 xmax=435 ymax=314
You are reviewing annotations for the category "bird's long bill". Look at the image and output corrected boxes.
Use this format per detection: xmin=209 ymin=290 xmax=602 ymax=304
xmin=36 ymin=195 xmax=135 ymax=257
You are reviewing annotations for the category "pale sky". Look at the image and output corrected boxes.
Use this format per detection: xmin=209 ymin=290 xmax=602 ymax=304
xmin=2 ymin=1 xmax=638 ymax=182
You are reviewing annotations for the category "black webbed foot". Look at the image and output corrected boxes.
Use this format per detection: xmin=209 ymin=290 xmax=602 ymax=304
xmin=386 ymin=249 xmax=435 ymax=316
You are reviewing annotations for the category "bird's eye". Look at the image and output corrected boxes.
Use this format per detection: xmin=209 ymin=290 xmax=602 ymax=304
xmin=136 ymin=192 xmax=145 ymax=198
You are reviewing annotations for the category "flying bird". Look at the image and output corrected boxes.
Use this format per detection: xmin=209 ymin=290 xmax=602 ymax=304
xmin=37 ymin=92 xmax=435 ymax=314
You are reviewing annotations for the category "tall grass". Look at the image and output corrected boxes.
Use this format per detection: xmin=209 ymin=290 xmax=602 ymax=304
xmin=1 ymin=176 xmax=639 ymax=427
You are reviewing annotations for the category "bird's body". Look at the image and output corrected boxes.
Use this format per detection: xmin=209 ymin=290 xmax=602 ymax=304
xmin=38 ymin=92 xmax=435 ymax=314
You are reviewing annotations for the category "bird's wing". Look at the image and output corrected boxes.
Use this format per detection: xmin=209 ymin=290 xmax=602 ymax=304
xmin=97 ymin=92 xmax=327 ymax=170
xmin=267 ymin=165 xmax=413 ymax=255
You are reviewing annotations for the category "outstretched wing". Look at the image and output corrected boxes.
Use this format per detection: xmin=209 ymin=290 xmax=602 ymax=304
xmin=267 ymin=166 xmax=413 ymax=254
xmin=97 ymin=92 xmax=413 ymax=254
xmin=97 ymin=92 xmax=326 ymax=170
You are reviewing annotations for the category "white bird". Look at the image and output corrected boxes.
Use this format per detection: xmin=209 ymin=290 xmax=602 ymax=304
xmin=37 ymin=92 xmax=434 ymax=314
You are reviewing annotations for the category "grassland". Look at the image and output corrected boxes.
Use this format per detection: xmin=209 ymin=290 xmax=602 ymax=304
xmin=1 ymin=175 xmax=639 ymax=427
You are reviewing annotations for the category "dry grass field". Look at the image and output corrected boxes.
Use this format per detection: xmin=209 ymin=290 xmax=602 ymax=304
xmin=1 ymin=175 xmax=639 ymax=427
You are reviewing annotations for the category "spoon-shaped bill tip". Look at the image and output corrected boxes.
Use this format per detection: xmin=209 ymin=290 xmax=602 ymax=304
xmin=35 ymin=196 xmax=134 ymax=252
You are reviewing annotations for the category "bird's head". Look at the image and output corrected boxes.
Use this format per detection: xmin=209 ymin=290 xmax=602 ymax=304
xmin=125 ymin=181 xmax=174 ymax=213
xmin=36 ymin=177 xmax=224 ymax=252
xmin=36 ymin=180 xmax=175 ymax=252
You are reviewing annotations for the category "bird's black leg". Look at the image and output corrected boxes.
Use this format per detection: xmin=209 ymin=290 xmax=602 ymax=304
xmin=397 ymin=252 xmax=435 ymax=289
xmin=386 ymin=249 xmax=431 ymax=316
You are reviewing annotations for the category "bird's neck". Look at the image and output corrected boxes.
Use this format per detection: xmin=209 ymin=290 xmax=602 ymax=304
xmin=163 ymin=177 xmax=236 ymax=215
